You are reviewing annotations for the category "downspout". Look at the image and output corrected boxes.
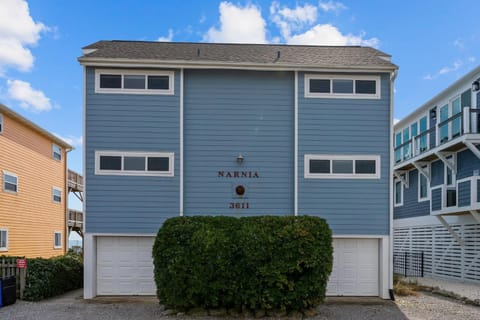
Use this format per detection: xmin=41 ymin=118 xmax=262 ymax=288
xmin=180 ymin=68 xmax=184 ymax=216
xmin=389 ymin=69 xmax=398 ymax=299
xmin=294 ymin=71 xmax=298 ymax=216
xmin=65 ymin=147 xmax=73 ymax=253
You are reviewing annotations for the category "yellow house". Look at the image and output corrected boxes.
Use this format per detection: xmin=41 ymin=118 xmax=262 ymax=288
xmin=0 ymin=104 xmax=72 ymax=258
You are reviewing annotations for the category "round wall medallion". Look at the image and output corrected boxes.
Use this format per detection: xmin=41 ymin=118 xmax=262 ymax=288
xmin=235 ymin=185 xmax=246 ymax=196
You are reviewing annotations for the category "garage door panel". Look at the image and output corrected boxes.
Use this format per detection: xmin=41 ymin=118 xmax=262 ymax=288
xmin=327 ymin=239 xmax=379 ymax=296
xmin=97 ymin=236 xmax=156 ymax=295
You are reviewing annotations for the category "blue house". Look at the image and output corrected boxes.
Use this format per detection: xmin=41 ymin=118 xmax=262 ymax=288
xmin=79 ymin=41 xmax=397 ymax=299
xmin=393 ymin=66 xmax=480 ymax=283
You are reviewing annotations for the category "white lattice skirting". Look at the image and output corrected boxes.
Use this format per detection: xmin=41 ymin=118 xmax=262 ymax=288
xmin=394 ymin=221 xmax=480 ymax=283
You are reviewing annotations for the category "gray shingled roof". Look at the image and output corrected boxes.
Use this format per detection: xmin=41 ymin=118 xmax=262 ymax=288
xmin=79 ymin=40 xmax=397 ymax=71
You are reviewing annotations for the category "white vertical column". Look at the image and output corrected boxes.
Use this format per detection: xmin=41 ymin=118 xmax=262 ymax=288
xmin=83 ymin=234 xmax=96 ymax=299
xmin=294 ymin=71 xmax=298 ymax=216
xmin=180 ymin=69 xmax=184 ymax=216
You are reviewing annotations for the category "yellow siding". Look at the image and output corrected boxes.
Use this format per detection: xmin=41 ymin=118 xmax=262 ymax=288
xmin=0 ymin=113 xmax=67 ymax=258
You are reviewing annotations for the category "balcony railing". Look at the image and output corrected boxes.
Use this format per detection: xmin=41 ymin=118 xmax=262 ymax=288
xmin=68 ymin=169 xmax=83 ymax=192
xmin=395 ymin=107 xmax=480 ymax=164
xmin=430 ymin=176 xmax=480 ymax=215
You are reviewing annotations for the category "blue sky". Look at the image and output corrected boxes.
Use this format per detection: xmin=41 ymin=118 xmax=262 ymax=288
xmin=1 ymin=0 xmax=480 ymax=176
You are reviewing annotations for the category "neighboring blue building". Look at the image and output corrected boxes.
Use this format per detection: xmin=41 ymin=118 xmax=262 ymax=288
xmin=79 ymin=41 xmax=397 ymax=298
xmin=393 ymin=66 xmax=480 ymax=283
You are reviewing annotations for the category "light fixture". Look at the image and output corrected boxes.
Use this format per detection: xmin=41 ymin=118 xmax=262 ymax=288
xmin=236 ymin=154 xmax=244 ymax=165
xmin=472 ymin=79 xmax=480 ymax=92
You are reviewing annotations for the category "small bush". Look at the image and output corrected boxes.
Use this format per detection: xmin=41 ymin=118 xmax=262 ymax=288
xmin=22 ymin=254 xmax=83 ymax=301
xmin=153 ymin=215 xmax=333 ymax=312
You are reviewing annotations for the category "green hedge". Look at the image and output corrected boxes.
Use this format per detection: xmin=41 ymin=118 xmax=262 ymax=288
xmin=22 ymin=253 xmax=83 ymax=301
xmin=153 ymin=216 xmax=333 ymax=312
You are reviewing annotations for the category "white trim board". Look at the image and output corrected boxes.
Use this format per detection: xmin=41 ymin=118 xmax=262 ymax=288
xmin=394 ymin=214 xmax=478 ymax=228
xmin=80 ymin=60 xmax=396 ymax=74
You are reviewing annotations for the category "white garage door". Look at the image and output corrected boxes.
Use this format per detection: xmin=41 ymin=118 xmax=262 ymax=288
xmin=97 ymin=237 xmax=156 ymax=295
xmin=327 ymin=239 xmax=379 ymax=296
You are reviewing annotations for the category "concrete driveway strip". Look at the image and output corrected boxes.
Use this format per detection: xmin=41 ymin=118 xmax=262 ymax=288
xmin=0 ymin=289 xmax=479 ymax=320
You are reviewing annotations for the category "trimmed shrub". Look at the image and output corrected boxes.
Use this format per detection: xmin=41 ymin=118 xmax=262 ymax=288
xmin=22 ymin=253 xmax=83 ymax=301
xmin=153 ymin=215 xmax=332 ymax=312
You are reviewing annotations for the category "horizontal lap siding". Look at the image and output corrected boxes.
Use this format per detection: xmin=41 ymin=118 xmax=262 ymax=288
xmin=298 ymin=73 xmax=390 ymax=235
xmin=431 ymin=189 xmax=442 ymax=211
xmin=85 ymin=67 xmax=180 ymax=234
xmin=457 ymin=149 xmax=480 ymax=180
xmin=394 ymin=169 xmax=430 ymax=219
xmin=0 ymin=114 xmax=66 ymax=257
xmin=184 ymin=70 xmax=294 ymax=215
xmin=458 ymin=181 xmax=471 ymax=207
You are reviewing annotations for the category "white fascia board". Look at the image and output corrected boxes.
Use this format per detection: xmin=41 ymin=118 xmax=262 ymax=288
xmin=78 ymin=58 xmax=396 ymax=73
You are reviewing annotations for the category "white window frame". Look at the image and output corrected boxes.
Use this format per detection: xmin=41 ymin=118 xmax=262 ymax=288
xmin=54 ymin=231 xmax=62 ymax=249
xmin=0 ymin=113 xmax=3 ymax=134
xmin=0 ymin=228 xmax=8 ymax=251
xmin=444 ymin=154 xmax=456 ymax=187
xmin=95 ymin=151 xmax=175 ymax=176
xmin=2 ymin=171 xmax=18 ymax=194
xmin=304 ymin=154 xmax=381 ymax=179
xmin=304 ymin=74 xmax=380 ymax=99
xmin=95 ymin=69 xmax=174 ymax=95
xmin=52 ymin=187 xmax=62 ymax=203
xmin=418 ymin=164 xmax=430 ymax=202
xmin=394 ymin=179 xmax=404 ymax=207
xmin=52 ymin=143 xmax=62 ymax=161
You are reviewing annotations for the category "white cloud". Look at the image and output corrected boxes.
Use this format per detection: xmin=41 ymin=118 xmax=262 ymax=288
xmin=157 ymin=29 xmax=174 ymax=42
xmin=393 ymin=118 xmax=400 ymax=125
xmin=270 ymin=2 xmax=317 ymax=39
xmin=7 ymin=79 xmax=53 ymax=112
xmin=319 ymin=1 xmax=347 ymax=14
xmin=468 ymin=56 xmax=476 ymax=63
xmin=0 ymin=0 xmax=48 ymax=73
xmin=54 ymin=133 xmax=82 ymax=147
xmin=204 ymin=2 xmax=267 ymax=44
xmin=424 ymin=60 xmax=464 ymax=80
xmin=453 ymin=39 xmax=464 ymax=49
xmin=287 ymin=24 xmax=379 ymax=47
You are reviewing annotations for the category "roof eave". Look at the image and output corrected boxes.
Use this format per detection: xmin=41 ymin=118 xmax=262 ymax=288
xmin=0 ymin=104 xmax=74 ymax=150
xmin=395 ymin=65 xmax=480 ymax=130
xmin=77 ymin=57 xmax=398 ymax=73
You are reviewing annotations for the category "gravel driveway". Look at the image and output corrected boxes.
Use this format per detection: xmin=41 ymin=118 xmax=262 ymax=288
xmin=0 ymin=290 xmax=479 ymax=320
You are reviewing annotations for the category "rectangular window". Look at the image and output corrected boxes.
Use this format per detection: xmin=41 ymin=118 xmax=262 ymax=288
xmin=99 ymin=74 xmax=121 ymax=88
xmin=305 ymin=75 xmax=380 ymax=99
xmin=124 ymin=74 xmax=146 ymax=89
xmin=0 ymin=229 xmax=7 ymax=251
xmin=305 ymin=155 xmax=380 ymax=179
xmin=0 ymin=113 xmax=3 ymax=133
xmin=332 ymin=79 xmax=353 ymax=94
xmin=52 ymin=187 xmax=62 ymax=203
xmin=309 ymin=159 xmax=330 ymax=173
xmin=355 ymin=80 xmax=377 ymax=94
xmin=418 ymin=165 xmax=430 ymax=201
xmin=403 ymin=127 xmax=410 ymax=160
xmin=394 ymin=180 xmax=403 ymax=207
xmin=148 ymin=75 xmax=170 ymax=90
xmin=445 ymin=155 xmax=456 ymax=187
xmin=395 ymin=132 xmax=402 ymax=163
xmin=96 ymin=69 xmax=174 ymax=95
xmin=52 ymin=144 xmax=62 ymax=161
xmin=419 ymin=116 xmax=428 ymax=152
xmin=3 ymin=171 xmax=18 ymax=193
xmin=95 ymin=151 xmax=174 ymax=176
xmin=54 ymin=232 xmax=62 ymax=249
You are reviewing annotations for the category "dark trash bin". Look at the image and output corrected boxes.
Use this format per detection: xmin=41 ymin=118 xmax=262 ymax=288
xmin=0 ymin=276 xmax=17 ymax=307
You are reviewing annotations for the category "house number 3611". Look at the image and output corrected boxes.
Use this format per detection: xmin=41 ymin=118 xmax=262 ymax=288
xmin=229 ymin=202 xmax=249 ymax=209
